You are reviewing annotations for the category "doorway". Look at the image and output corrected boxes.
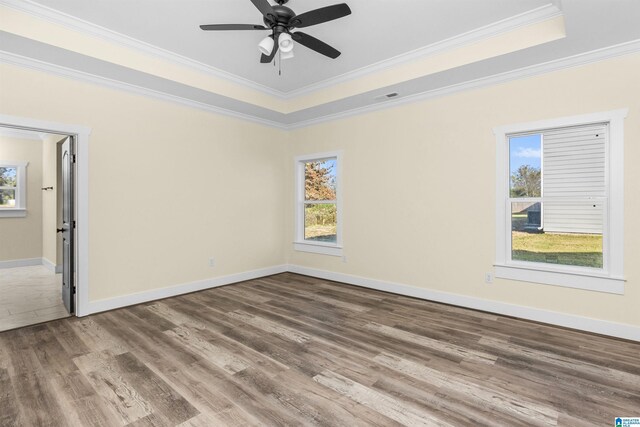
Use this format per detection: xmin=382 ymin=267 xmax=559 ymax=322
xmin=0 ymin=128 xmax=75 ymax=331
xmin=0 ymin=116 xmax=86 ymax=331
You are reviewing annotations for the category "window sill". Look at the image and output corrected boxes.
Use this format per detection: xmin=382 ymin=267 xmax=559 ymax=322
xmin=294 ymin=241 xmax=343 ymax=257
xmin=494 ymin=264 xmax=624 ymax=294
xmin=0 ymin=208 xmax=26 ymax=218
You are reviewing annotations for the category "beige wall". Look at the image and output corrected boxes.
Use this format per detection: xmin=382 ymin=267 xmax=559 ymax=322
xmin=1 ymin=53 xmax=638 ymax=331
xmin=0 ymin=63 xmax=287 ymax=302
xmin=0 ymin=136 xmax=43 ymax=261
xmin=286 ymin=53 xmax=640 ymax=329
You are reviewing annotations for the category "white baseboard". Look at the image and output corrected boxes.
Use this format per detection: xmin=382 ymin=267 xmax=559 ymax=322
xmin=42 ymin=258 xmax=55 ymax=272
xmin=0 ymin=257 xmax=43 ymax=269
xmin=75 ymin=261 xmax=639 ymax=342
xmin=42 ymin=257 xmax=62 ymax=273
xmin=287 ymin=264 xmax=640 ymax=342
xmin=83 ymin=264 xmax=288 ymax=316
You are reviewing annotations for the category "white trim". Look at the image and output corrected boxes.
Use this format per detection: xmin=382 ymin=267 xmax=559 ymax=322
xmin=288 ymin=40 xmax=640 ymax=130
xmin=606 ymin=110 xmax=625 ymax=278
xmin=0 ymin=0 xmax=560 ymax=99
xmin=285 ymin=4 xmax=562 ymax=98
xmin=2 ymin=37 xmax=639 ymax=130
xmin=0 ymin=127 xmax=43 ymax=140
xmin=2 ymin=254 xmax=635 ymax=340
xmin=84 ymin=265 xmax=288 ymax=315
xmin=494 ymin=264 xmax=624 ymax=294
xmin=0 ymin=257 xmax=42 ymax=269
xmin=293 ymin=242 xmax=343 ymax=257
xmin=42 ymin=257 xmax=62 ymax=273
xmin=294 ymin=151 xmax=343 ymax=256
xmin=0 ymin=208 xmax=26 ymax=218
xmin=0 ymin=113 xmax=91 ymax=317
xmin=493 ymin=109 xmax=629 ymax=136
xmin=493 ymin=109 xmax=627 ymax=293
xmin=42 ymin=257 xmax=55 ymax=272
xmin=286 ymin=264 xmax=640 ymax=342
xmin=0 ymin=51 xmax=288 ymax=131
xmin=0 ymin=0 xmax=283 ymax=98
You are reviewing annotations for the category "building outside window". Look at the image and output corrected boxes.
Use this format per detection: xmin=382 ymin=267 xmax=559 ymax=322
xmin=494 ymin=110 xmax=626 ymax=294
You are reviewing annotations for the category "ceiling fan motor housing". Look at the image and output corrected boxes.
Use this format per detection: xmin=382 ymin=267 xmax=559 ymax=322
xmin=264 ymin=5 xmax=296 ymax=28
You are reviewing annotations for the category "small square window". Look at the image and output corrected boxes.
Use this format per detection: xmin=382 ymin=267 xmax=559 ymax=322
xmin=0 ymin=162 xmax=28 ymax=217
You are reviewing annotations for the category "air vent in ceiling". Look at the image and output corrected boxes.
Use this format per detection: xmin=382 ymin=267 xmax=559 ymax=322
xmin=374 ymin=92 xmax=399 ymax=101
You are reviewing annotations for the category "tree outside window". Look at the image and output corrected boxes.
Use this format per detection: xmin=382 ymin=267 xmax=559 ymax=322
xmin=0 ymin=166 xmax=18 ymax=207
xmin=304 ymin=159 xmax=337 ymax=243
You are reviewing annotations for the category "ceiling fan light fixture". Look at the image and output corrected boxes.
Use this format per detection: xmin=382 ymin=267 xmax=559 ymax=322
xmin=201 ymin=0 xmax=351 ymax=64
xmin=258 ymin=35 xmax=274 ymax=55
xmin=281 ymin=49 xmax=294 ymax=60
xmin=279 ymin=32 xmax=294 ymax=52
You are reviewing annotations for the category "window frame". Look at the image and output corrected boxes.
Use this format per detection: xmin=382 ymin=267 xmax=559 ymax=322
xmin=294 ymin=151 xmax=343 ymax=256
xmin=0 ymin=161 xmax=28 ymax=218
xmin=494 ymin=109 xmax=627 ymax=294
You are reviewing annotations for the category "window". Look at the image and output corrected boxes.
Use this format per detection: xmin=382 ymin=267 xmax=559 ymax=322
xmin=294 ymin=152 xmax=343 ymax=256
xmin=494 ymin=110 xmax=626 ymax=294
xmin=0 ymin=161 xmax=28 ymax=218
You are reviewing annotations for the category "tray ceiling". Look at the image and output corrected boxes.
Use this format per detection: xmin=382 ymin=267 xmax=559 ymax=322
xmin=1 ymin=0 xmax=639 ymax=128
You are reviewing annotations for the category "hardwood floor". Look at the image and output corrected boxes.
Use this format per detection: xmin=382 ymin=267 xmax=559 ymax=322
xmin=0 ymin=272 xmax=638 ymax=426
xmin=0 ymin=265 xmax=69 ymax=332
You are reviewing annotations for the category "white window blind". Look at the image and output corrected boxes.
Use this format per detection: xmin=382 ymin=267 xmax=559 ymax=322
xmin=494 ymin=109 xmax=627 ymax=294
xmin=542 ymin=123 xmax=607 ymax=234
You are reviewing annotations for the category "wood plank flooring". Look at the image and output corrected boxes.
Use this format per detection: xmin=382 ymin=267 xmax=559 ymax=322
xmin=0 ymin=272 xmax=638 ymax=426
xmin=0 ymin=265 xmax=69 ymax=332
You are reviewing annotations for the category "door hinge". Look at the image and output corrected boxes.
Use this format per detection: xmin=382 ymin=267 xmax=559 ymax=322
xmin=72 ymin=154 xmax=77 ymax=163
xmin=73 ymin=220 xmax=76 ymax=229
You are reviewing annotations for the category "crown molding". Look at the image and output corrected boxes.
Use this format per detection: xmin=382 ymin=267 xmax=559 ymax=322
xmin=2 ymin=38 xmax=638 ymax=131
xmin=282 ymin=3 xmax=563 ymax=99
xmin=288 ymin=39 xmax=640 ymax=129
xmin=0 ymin=0 xmax=286 ymax=98
xmin=1 ymin=0 xmax=561 ymax=100
xmin=0 ymin=50 xmax=288 ymax=130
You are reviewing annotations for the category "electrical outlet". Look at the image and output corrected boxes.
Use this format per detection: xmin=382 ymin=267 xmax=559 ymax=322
xmin=209 ymin=257 xmax=215 ymax=267
xmin=485 ymin=272 xmax=494 ymax=284
xmin=342 ymin=256 xmax=347 ymax=263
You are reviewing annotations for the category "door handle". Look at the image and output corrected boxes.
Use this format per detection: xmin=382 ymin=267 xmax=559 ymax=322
xmin=57 ymin=228 xmax=65 ymax=233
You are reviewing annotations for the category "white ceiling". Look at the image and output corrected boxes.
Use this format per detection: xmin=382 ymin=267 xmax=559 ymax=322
xmin=21 ymin=0 xmax=552 ymax=93
xmin=1 ymin=0 xmax=639 ymax=127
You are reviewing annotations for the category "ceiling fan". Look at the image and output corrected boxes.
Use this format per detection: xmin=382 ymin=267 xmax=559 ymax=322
xmin=200 ymin=0 xmax=351 ymax=63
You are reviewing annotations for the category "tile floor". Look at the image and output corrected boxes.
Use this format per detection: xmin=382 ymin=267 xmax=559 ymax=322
xmin=0 ymin=265 xmax=69 ymax=332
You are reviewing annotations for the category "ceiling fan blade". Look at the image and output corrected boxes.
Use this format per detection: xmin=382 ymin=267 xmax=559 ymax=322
xmin=292 ymin=32 xmax=341 ymax=58
xmin=200 ymin=24 xmax=268 ymax=31
xmin=250 ymin=0 xmax=277 ymax=21
xmin=290 ymin=4 xmax=351 ymax=28
xmin=260 ymin=33 xmax=280 ymax=63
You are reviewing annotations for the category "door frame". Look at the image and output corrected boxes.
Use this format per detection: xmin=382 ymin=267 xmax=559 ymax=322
xmin=0 ymin=114 xmax=90 ymax=316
